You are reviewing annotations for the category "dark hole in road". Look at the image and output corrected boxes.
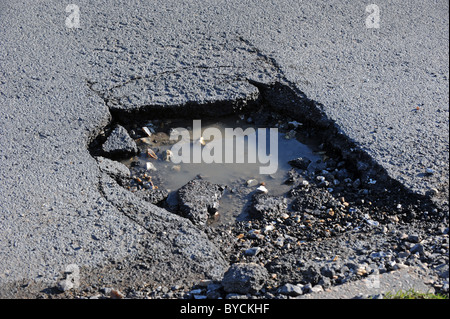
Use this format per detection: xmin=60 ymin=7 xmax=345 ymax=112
xmin=117 ymin=113 xmax=321 ymax=226
xmin=88 ymin=80 xmax=444 ymax=240
xmin=83 ymin=71 xmax=450 ymax=300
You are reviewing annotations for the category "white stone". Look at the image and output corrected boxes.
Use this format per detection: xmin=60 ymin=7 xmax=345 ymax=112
xmin=256 ymin=185 xmax=268 ymax=194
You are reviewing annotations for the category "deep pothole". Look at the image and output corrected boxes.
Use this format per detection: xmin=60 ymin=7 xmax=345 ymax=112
xmin=88 ymin=80 xmax=444 ymax=240
xmin=83 ymin=78 xmax=450 ymax=298
xmin=108 ymin=113 xmax=323 ymax=226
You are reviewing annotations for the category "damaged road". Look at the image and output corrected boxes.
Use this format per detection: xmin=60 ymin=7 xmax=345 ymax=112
xmin=0 ymin=0 xmax=448 ymax=299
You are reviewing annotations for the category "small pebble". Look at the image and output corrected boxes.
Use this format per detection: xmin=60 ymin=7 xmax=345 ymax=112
xmin=288 ymin=121 xmax=302 ymax=128
xmin=365 ymin=219 xmax=379 ymax=227
xmin=388 ymin=215 xmax=399 ymax=223
xmin=247 ymin=179 xmax=258 ymax=187
xmin=356 ymin=267 xmax=367 ymax=276
xmin=244 ymin=247 xmax=261 ymax=256
xmin=146 ymin=162 xmax=157 ymax=171
xmin=189 ymin=289 xmax=203 ymax=295
xmin=430 ymin=188 xmax=439 ymax=195
xmin=110 ymin=289 xmax=124 ymax=299
xmin=275 ymin=237 xmax=284 ymax=247
xmin=399 ymin=233 xmax=409 ymax=240
xmin=264 ymin=225 xmax=275 ymax=233
xmin=407 ymin=234 xmax=421 ymax=243
xmin=278 ymin=283 xmax=303 ymax=296
xmin=310 ymin=285 xmax=324 ymax=293
xmin=256 ymin=185 xmax=268 ymax=194
xmin=142 ymin=126 xmax=153 ymax=137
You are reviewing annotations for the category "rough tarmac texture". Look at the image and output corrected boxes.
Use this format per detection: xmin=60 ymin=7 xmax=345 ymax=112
xmin=222 ymin=262 xmax=269 ymax=294
xmin=298 ymin=267 xmax=434 ymax=299
xmin=0 ymin=0 xmax=448 ymax=298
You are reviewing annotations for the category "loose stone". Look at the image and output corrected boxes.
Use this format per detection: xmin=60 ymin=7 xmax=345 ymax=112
xmin=189 ymin=289 xmax=203 ymax=295
xmin=278 ymin=283 xmax=303 ymax=296
xmin=288 ymin=157 xmax=311 ymax=170
xmin=310 ymin=285 xmax=324 ymax=293
xmin=410 ymin=243 xmax=425 ymax=254
xmin=222 ymin=263 xmax=269 ymax=294
xmin=146 ymin=162 xmax=157 ymax=171
xmin=247 ymin=179 xmax=258 ymax=187
xmin=142 ymin=126 xmax=153 ymax=137
xmin=245 ymin=247 xmax=262 ymax=256
xmin=407 ymin=234 xmax=421 ymax=243
xmin=102 ymin=125 xmax=138 ymax=157
xmin=256 ymin=185 xmax=268 ymax=194
xmin=280 ymin=213 xmax=290 ymax=220
xmin=264 ymin=225 xmax=275 ymax=233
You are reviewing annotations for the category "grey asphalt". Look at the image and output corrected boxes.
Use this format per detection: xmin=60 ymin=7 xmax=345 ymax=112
xmin=0 ymin=0 xmax=448 ymax=297
xmin=298 ymin=266 xmax=435 ymax=299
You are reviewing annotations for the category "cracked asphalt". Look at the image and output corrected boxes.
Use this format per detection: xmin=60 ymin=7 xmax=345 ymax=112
xmin=0 ymin=0 xmax=448 ymax=298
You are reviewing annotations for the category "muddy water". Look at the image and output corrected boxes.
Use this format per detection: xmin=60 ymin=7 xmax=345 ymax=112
xmin=122 ymin=117 xmax=320 ymax=225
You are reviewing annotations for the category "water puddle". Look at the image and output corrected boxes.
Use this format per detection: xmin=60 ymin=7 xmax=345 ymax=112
xmin=120 ymin=115 xmax=321 ymax=225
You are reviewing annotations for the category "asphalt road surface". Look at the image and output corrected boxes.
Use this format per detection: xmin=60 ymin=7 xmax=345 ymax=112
xmin=0 ymin=0 xmax=448 ymax=297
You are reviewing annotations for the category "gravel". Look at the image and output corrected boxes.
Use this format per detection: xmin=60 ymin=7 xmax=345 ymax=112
xmin=52 ymin=107 xmax=447 ymax=300
xmin=52 ymin=167 xmax=447 ymax=300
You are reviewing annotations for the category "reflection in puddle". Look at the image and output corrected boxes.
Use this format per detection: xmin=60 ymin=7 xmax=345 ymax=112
xmin=121 ymin=117 xmax=320 ymax=225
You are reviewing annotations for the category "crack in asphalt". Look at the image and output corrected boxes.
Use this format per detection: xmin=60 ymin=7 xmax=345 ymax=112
xmin=95 ymin=172 xmax=149 ymax=235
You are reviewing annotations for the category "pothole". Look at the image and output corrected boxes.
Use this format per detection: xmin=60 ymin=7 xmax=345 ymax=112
xmin=90 ymin=79 xmax=448 ymax=287
xmin=113 ymin=113 xmax=322 ymax=226
xmin=89 ymin=80 xmax=443 ymax=232
xmin=85 ymin=79 xmax=448 ymax=298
